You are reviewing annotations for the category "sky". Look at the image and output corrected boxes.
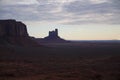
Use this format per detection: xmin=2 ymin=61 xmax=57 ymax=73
xmin=0 ymin=0 xmax=120 ymax=40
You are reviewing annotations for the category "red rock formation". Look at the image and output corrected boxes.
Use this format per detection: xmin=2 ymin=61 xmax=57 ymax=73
xmin=35 ymin=29 xmax=70 ymax=43
xmin=0 ymin=19 xmax=28 ymax=37
xmin=0 ymin=19 xmax=40 ymax=46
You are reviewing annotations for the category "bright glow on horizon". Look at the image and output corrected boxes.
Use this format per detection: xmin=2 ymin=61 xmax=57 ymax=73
xmin=0 ymin=0 xmax=120 ymax=40
xmin=25 ymin=21 xmax=120 ymax=40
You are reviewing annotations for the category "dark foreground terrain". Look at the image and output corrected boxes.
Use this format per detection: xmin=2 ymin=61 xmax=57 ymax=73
xmin=0 ymin=42 xmax=120 ymax=80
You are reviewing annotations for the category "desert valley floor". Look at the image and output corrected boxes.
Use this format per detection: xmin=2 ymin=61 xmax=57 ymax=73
xmin=0 ymin=42 xmax=120 ymax=80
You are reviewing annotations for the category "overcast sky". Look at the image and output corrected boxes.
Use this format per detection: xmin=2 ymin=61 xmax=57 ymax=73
xmin=0 ymin=0 xmax=120 ymax=40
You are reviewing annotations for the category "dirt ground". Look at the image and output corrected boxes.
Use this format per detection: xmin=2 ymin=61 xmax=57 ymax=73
xmin=0 ymin=42 xmax=120 ymax=80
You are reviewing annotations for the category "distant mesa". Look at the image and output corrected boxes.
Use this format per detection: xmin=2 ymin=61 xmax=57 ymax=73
xmin=0 ymin=19 xmax=39 ymax=46
xmin=44 ymin=29 xmax=64 ymax=41
xmin=0 ymin=19 xmax=69 ymax=46
xmin=45 ymin=29 xmax=59 ymax=40
xmin=36 ymin=29 xmax=69 ymax=43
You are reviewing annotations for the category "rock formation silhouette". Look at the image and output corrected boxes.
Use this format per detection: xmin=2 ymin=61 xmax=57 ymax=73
xmin=0 ymin=19 xmax=28 ymax=37
xmin=35 ymin=29 xmax=69 ymax=43
xmin=44 ymin=29 xmax=63 ymax=41
xmin=0 ymin=19 xmax=39 ymax=46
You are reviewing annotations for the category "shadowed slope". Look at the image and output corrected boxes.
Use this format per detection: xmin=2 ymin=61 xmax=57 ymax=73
xmin=0 ymin=19 xmax=40 ymax=46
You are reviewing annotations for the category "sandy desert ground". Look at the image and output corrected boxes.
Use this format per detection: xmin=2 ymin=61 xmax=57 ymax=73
xmin=0 ymin=42 xmax=120 ymax=80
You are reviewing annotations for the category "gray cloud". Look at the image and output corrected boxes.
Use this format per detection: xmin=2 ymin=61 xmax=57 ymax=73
xmin=64 ymin=1 xmax=111 ymax=14
xmin=0 ymin=5 xmax=39 ymax=20
xmin=63 ymin=0 xmax=120 ymax=24
xmin=0 ymin=0 xmax=120 ymax=24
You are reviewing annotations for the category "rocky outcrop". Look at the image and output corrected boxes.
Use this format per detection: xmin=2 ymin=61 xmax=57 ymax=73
xmin=0 ymin=19 xmax=28 ymax=37
xmin=44 ymin=29 xmax=63 ymax=40
xmin=0 ymin=19 xmax=40 ymax=46
xmin=36 ymin=29 xmax=70 ymax=43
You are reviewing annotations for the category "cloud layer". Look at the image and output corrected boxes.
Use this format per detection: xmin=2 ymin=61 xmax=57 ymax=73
xmin=0 ymin=0 xmax=120 ymax=24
